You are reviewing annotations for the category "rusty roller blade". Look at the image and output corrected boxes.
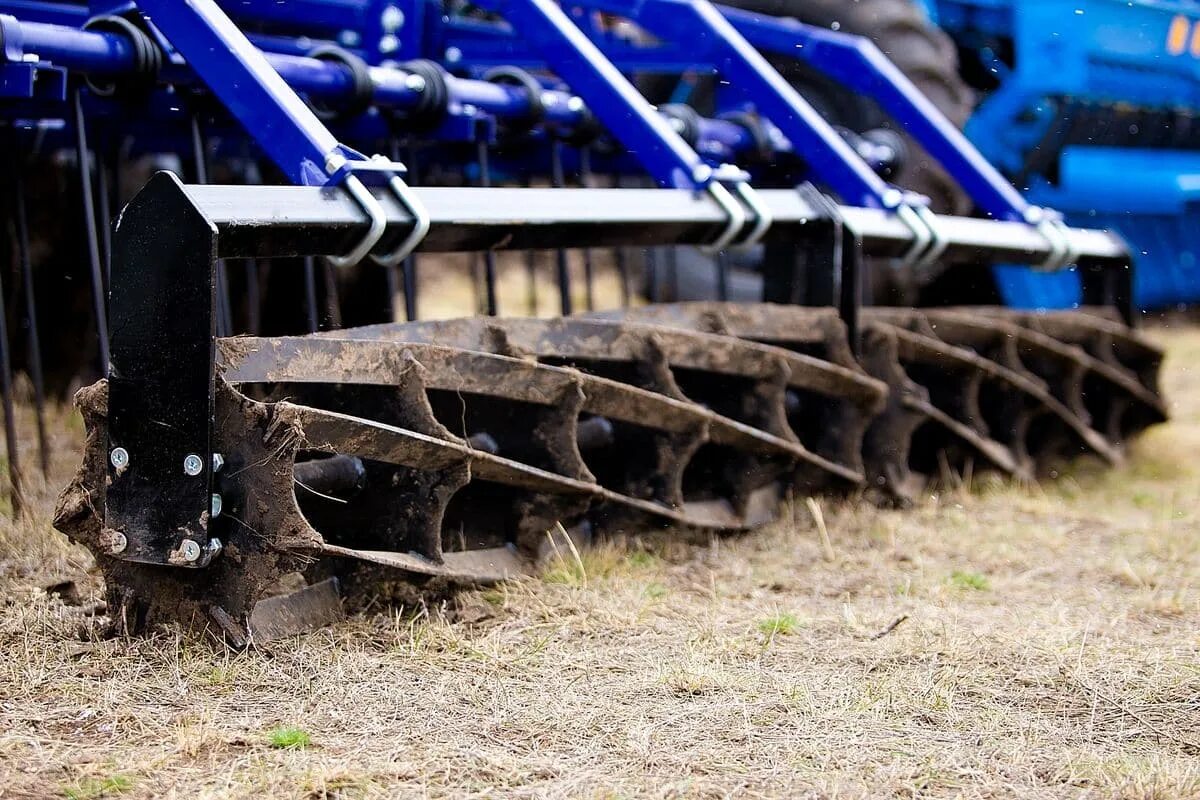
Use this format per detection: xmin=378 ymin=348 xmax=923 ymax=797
xmin=53 ymin=305 xmax=1166 ymax=639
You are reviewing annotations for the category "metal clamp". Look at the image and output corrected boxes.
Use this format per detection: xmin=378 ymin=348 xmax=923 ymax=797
xmin=1035 ymin=216 xmax=1078 ymax=272
xmin=731 ymin=181 xmax=773 ymax=249
xmin=369 ymin=156 xmax=431 ymax=267
xmin=911 ymin=204 xmax=949 ymax=280
xmin=328 ymin=170 xmax=387 ymax=268
xmin=895 ymin=202 xmax=933 ymax=270
xmin=703 ymin=180 xmax=749 ymax=252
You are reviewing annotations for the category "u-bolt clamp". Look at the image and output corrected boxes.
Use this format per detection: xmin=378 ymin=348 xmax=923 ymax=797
xmin=731 ymin=181 xmax=773 ymax=249
xmin=1034 ymin=215 xmax=1078 ymax=272
xmin=895 ymin=202 xmax=934 ymax=271
xmin=324 ymin=153 xmax=431 ymax=268
xmin=328 ymin=171 xmax=388 ymax=269
xmin=369 ymin=155 xmax=431 ymax=267
xmin=702 ymin=164 xmax=771 ymax=252
xmin=911 ymin=204 xmax=949 ymax=282
xmin=704 ymin=179 xmax=749 ymax=253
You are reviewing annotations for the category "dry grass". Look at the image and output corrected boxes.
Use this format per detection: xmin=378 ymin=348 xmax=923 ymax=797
xmin=0 ymin=324 xmax=1198 ymax=799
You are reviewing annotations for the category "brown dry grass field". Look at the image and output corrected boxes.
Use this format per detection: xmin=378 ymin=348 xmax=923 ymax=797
xmin=0 ymin=323 xmax=1196 ymax=799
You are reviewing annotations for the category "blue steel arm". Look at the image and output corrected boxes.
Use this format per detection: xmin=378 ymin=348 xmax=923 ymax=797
xmin=133 ymin=0 xmax=345 ymax=188
xmin=471 ymin=0 xmax=709 ymax=191
xmin=571 ymin=0 xmax=902 ymax=212
xmin=469 ymin=0 xmax=756 ymax=248
xmin=130 ymin=0 xmax=424 ymax=265
xmin=719 ymin=5 xmax=1037 ymax=223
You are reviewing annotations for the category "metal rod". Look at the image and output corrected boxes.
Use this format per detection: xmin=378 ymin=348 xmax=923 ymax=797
xmin=12 ymin=172 xmax=48 ymax=478
xmin=244 ymin=259 xmax=261 ymax=334
xmin=322 ymin=260 xmax=343 ymax=329
xmin=551 ymin=141 xmax=573 ymax=316
xmin=96 ymin=153 xmax=113 ymax=285
xmin=476 ymin=140 xmax=499 ymax=316
xmin=73 ymin=89 xmax=110 ymax=372
xmin=579 ymin=147 xmax=596 ymax=311
xmin=304 ymin=256 xmax=319 ymax=333
xmin=716 ymin=251 xmax=730 ymax=302
xmin=401 ymin=141 xmax=419 ymax=322
xmin=615 ymin=247 xmax=631 ymax=308
xmin=0 ymin=238 xmax=24 ymax=516
xmin=523 ymin=178 xmax=539 ymax=316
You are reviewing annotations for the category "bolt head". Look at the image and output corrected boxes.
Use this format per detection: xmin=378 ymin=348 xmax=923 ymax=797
xmin=108 ymin=531 xmax=127 ymax=555
xmin=381 ymin=5 xmax=405 ymax=30
xmin=444 ymin=46 xmax=462 ymax=63
xmin=183 ymin=454 xmax=204 ymax=477
xmin=692 ymin=164 xmax=713 ymax=184
xmin=211 ymin=494 xmax=223 ymax=518
xmin=881 ymin=188 xmax=904 ymax=209
xmin=179 ymin=539 xmax=202 ymax=563
xmin=379 ymin=34 xmax=399 ymax=54
xmin=109 ymin=447 xmax=129 ymax=469
xmin=404 ymin=73 xmax=427 ymax=92
xmin=566 ymin=96 xmax=585 ymax=113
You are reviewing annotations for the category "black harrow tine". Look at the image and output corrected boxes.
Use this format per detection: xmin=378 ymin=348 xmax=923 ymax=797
xmin=0 ymin=244 xmax=23 ymax=517
xmin=716 ymin=251 xmax=730 ymax=302
xmin=579 ymin=146 xmax=596 ymax=311
xmin=666 ymin=246 xmax=680 ymax=302
xmin=615 ymin=247 xmax=631 ymax=308
xmin=645 ymin=247 xmax=660 ymax=302
xmin=96 ymin=153 xmax=113 ymax=284
xmin=476 ymin=140 xmax=499 ymax=316
xmin=12 ymin=172 xmax=48 ymax=478
xmin=519 ymin=173 xmax=540 ymax=317
xmin=322 ymin=260 xmax=343 ymax=330
xmin=550 ymin=140 xmax=573 ymax=316
xmin=401 ymin=141 xmax=420 ymax=321
xmin=244 ymin=259 xmax=261 ymax=335
xmin=191 ymin=117 xmax=233 ymax=336
xmin=72 ymin=89 xmax=110 ymax=372
xmin=304 ymin=256 xmax=320 ymax=333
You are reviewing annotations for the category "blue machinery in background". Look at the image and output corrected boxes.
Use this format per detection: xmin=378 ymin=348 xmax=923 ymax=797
xmin=0 ymin=0 xmax=1120 ymax=284
xmin=918 ymin=0 xmax=1200 ymax=309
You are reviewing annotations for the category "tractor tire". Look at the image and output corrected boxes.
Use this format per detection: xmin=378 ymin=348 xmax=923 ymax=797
xmin=724 ymin=0 xmax=976 ymax=215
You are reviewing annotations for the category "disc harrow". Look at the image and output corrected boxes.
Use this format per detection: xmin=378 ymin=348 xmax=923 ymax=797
xmin=55 ymin=301 xmax=1166 ymax=642
xmin=0 ymin=0 xmax=1168 ymax=643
